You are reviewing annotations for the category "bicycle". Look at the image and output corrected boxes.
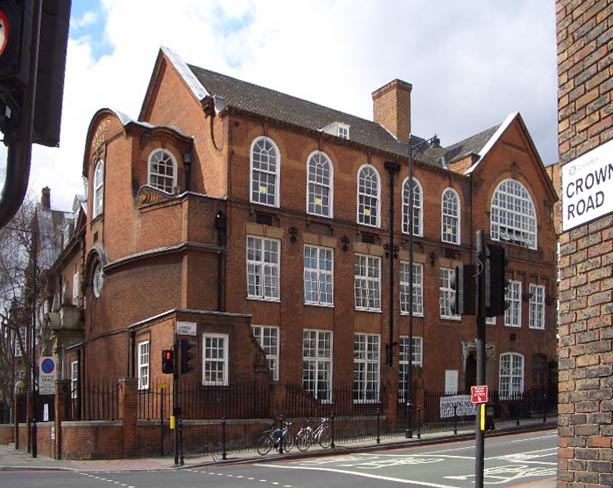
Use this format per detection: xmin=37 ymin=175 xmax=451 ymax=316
xmin=256 ymin=421 xmax=294 ymax=455
xmin=295 ymin=417 xmax=332 ymax=451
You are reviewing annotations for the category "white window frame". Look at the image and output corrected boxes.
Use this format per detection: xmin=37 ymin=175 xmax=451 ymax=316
xmin=505 ymin=280 xmax=522 ymax=327
xmin=354 ymin=254 xmax=381 ymax=312
xmin=337 ymin=123 xmax=350 ymax=139
xmin=252 ymin=325 xmax=279 ymax=381
xmin=402 ymin=177 xmax=423 ymax=236
xmin=353 ymin=333 xmax=380 ymax=403
xmin=490 ymin=179 xmax=537 ymax=250
xmin=72 ymin=272 xmax=79 ymax=306
xmin=92 ymin=261 xmax=104 ymax=298
xmin=202 ymin=333 xmax=229 ymax=386
xmin=137 ymin=340 xmax=150 ymax=390
xmin=499 ymin=352 xmax=524 ymax=399
xmin=440 ymin=267 xmax=461 ymax=320
xmin=302 ymin=329 xmax=333 ymax=402
xmin=529 ymin=284 xmax=546 ymax=330
xmin=306 ymin=151 xmax=333 ymax=218
xmin=400 ymin=261 xmax=423 ymax=316
xmin=250 ymin=136 xmax=280 ymax=207
xmin=247 ymin=236 xmax=280 ymax=301
xmin=93 ymin=159 xmax=104 ymax=218
xmin=441 ymin=188 xmax=460 ymax=244
xmin=356 ymin=164 xmax=381 ymax=227
xmin=398 ymin=335 xmax=423 ymax=403
xmin=70 ymin=360 xmax=79 ymax=399
xmin=304 ymin=244 xmax=334 ymax=306
xmin=148 ymin=149 xmax=177 ymax=194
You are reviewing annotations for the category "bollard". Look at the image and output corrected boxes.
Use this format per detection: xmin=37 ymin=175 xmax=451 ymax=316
xmin=453 ymin=404 xmax=458 ymax=435
xmin=543 ymin=394 xmax=547 ymax=423
xmin=330 ymin=412 xmax=335 ymax=449
xmin=221 ymin=417 xmax=227 ymax=460
xmin=376 ymin=408 xmax=381 ymax=444
xmin=417 ymin=406 xmax=422 ymax=439
xmin=278 ymin=415 xmax=284 ymax=454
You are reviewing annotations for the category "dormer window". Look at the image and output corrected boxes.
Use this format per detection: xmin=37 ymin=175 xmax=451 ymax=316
xmin=322 ymin=122 xmax=350 ymax=140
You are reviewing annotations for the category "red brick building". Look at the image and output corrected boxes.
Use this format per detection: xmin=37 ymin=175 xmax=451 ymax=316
xmin=54 ymin=47 xmax=558 ymax=421
xmin=556 ymin=1 xmax=613 ymax=486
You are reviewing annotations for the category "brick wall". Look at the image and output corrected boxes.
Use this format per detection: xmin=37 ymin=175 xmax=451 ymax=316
xmin=556 ymin=1 xmax=613 ymax=486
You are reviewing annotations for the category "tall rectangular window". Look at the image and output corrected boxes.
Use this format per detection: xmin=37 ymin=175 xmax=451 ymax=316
xmin=302 ymin=329 xmax=333 ymax=402
xmin=529 ymin=284 xmax=545 ymax=330
xmin=304 ymin=245 xmax=334 ymax=306
xmin=398 ymin=336 xmax=423 ymax=402
xmin=247 ymin=236 xmax=280 ymax=300
xmin=400 ymin=261 xmax=423 ymax=316
xmin=203 ymin=333 xmax=229 ymax=386
xmin=354 ymin=254 xmax=381 ymax=311
xmin=252 ymin=325 xmax=279 ymax=381
xmin=137 ymin=341 xmax=149 ymax=390
xmin=439 ymin=268 xmax=460 ymax=320
xmin=72 ymin=272 xmax=79 ymax=305
xmin=499 ymin=353 xmax=524 ymax=399
xmin=70 ymin=360 xmax=79 ymax=399
xmin=505 ymin=280 xmax=522 ymax=327
xmin=353 ymin=333 xmax=380 ymax=403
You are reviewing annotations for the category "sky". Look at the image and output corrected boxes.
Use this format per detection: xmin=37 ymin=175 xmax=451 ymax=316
xmin=1 ymin=0 xmax=559 ymax=213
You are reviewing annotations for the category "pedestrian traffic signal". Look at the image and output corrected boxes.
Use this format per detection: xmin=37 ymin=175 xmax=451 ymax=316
xmin=450 ymin=264 xmax=476 ymax=316
xmin=485 ymin=244 xmax=508 ymax=316
xmin=162 ymin=349 xmax=174 ymax=374
xmin=180 ymin=339 xmax=197 ymax=374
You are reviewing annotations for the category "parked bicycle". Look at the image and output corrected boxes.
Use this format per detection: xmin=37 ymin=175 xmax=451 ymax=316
xmin=295 ymin=417 xmax=332 ymax=451
xmin=256 ymin=421 xmax=294 ymax=455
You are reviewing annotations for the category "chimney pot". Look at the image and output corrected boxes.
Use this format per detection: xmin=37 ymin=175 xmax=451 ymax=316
xmin=41 ymin=187 xmax=51 ymax=209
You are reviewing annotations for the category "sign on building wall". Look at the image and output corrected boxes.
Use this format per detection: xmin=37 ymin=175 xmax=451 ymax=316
xmin=562 ymin=139 xmax=613 ymax=232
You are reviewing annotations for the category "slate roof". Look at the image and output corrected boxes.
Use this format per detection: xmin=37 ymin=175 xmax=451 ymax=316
xmin=185 ymin=61 xmax=500 ymax=171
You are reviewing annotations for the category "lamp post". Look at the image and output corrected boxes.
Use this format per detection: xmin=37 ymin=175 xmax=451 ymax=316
xmin=405 ymin=135 xmax=441 ymax=439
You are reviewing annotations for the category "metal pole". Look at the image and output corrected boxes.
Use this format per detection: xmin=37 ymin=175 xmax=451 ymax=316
xmin=173 ymin=333 xmax=179 ymax=465
xmin=405 ymin=143 xmax=414 ymax=439
xmin=475 ymin=231 xmax=486 ymax=488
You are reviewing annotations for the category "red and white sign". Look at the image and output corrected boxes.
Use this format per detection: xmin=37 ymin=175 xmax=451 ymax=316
xmin=0 ymin=9 xmax=9 ymax=57
xmin=471 ymin=385 xmax=488 ymax=404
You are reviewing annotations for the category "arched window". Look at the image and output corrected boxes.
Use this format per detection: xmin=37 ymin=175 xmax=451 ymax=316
xmin=490 ymin=179 xmax=537 ymax=249
xmin=307 ymin=151 xmax=333 ymax=217
xmin=357 ymin=165 xmax=380 ymax=227
xmin=148 ymin=149 xmax=177 ymax=194
xmin=441 ymin=188 xmax=460 ymax=244
xmin=499 ymin=352 xmax=524 ymax=399
xmin=250 ymin=137 xmax=280 ymax=207
xmin=93 ymin=160 xmax=104 ymax=218
xmin=402 ymin=177 xmax=422 ymax=236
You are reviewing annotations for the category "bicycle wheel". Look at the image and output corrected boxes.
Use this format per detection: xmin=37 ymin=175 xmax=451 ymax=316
xmin=295 ymin=431 xmax=312 ymax=452
xmin=318 ymin=429 xmax=332 ymax=449
xmin=257 ymin=434 xmax=274 ymax=456
xmin=282 ymin=430 xmax=294 ymax=453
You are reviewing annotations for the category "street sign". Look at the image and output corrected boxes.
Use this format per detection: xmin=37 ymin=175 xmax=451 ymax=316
xmin=471 ymin=385 xmax=488 ymax=404
xmin=176 ymin=321 xmax=197 ymax=336
xmin=39 ymin=356 xmax=57 ymax=395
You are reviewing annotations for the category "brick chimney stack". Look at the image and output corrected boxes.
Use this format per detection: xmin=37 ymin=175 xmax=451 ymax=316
xmin=372 ymin=79 xmax=412 ymax=141
xmin=41 ymin=187 xmax=51 ymax=209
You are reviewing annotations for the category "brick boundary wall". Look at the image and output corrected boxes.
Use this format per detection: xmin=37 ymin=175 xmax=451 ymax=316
xmin=556 ymin=1 xmax=613 ymax=487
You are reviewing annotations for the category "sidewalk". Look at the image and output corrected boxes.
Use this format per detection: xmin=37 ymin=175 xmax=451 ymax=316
xmin=0 ymin=417 xmax=557 ymax=473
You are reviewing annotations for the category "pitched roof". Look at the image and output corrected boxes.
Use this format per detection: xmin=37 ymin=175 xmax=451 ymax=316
xmin=445 ymin=124 xmax=501 ymax=164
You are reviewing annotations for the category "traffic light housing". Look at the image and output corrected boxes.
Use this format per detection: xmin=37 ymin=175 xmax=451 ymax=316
xmin=485 ymin=244 xmax=507 ymax=316
xmin=161 ymin=349 xmax=174 ymax=374
xmin=180 ymin=339 xmax=197 ymax=374
xmin=450 ymin=264 xmax=476 ymax=315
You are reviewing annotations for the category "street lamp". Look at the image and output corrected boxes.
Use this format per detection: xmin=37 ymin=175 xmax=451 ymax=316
xmin=405 ymin=134 xmax=443 ymax=438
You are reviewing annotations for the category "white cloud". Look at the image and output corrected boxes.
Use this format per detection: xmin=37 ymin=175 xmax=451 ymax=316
xmin=17 ymin=0 xmax=558 ymax=212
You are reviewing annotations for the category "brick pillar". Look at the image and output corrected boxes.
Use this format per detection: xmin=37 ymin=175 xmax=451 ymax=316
xmin=54 ymin=380 xmax=71 ymax=459
xmin=118 ymin=378 xmax=138 ymax=458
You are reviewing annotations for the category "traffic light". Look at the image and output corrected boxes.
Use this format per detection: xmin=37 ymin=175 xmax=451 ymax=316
xmin=450 ymin=264 xmax=476 ymax=315
xmin=485 ymin=244 xmax=507 ymax=316
xmin=0 ymin=0 xmax=33 ymax=132
xmin=32 ymin=0 xmax=70 ymax=147
xmin=161 ymin=349 xmax=174 ymax=374
xmin=180 ymin=339 xmax=197 ymax=374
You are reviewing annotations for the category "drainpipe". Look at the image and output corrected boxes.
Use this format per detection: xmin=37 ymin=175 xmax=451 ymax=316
xmin=384 ymin=161 xmax=401 ymax=367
